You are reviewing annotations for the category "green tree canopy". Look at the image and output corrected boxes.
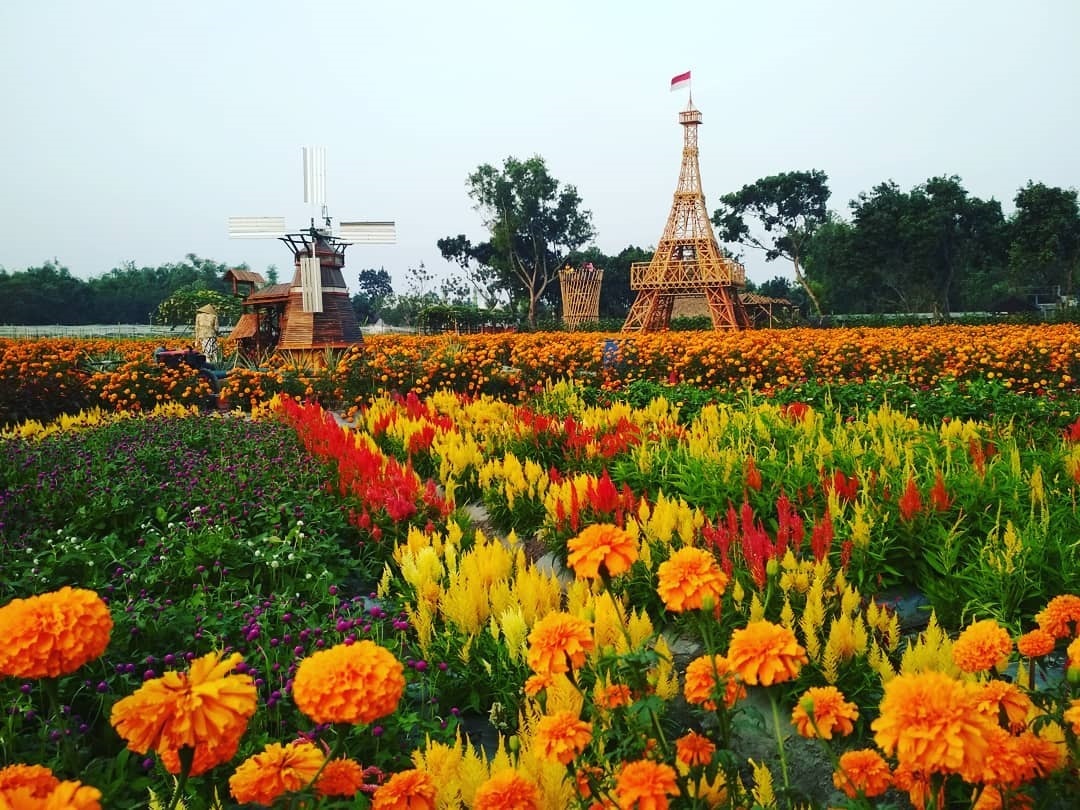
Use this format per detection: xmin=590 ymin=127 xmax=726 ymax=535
xmin=351 ymin=267 xmax=394 ymax=325
xmin=155 ymin=285 xmax=240 ymax=328
xmin=1008 ymin=182 xmax=1080 ymax=296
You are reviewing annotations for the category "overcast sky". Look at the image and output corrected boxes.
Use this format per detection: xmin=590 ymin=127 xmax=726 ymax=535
xmin=2 ymin=1 xmax=1078 ymax=292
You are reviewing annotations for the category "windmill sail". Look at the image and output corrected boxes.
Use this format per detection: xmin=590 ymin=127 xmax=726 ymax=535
xmin=300 ymin=256 xmax=323 ymax=313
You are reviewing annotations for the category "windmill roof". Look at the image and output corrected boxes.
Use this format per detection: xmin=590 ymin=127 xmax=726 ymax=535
xmin=224 ymin=268 xmax=266 ymax=284
xmin=244 ymin=283 xmax=291 ymax=304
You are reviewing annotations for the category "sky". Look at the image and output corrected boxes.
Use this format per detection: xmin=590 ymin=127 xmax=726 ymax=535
xmin=2 ymin=0 xmax=1079 ymax=294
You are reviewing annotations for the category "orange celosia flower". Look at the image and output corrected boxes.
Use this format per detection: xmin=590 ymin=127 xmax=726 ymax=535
xmin=229 ymin=740 xmax=325 ymax=805
xmin=791 ymin=686 xmax=859 ymax=739
xmin=614 ymin=760 xmax=678 ymax=810
xmin=0 ymin=587 xmax=112 ymax=678
xmin=534 ymin=711 xmax=593 ymax=765
xmin=292 ymin=640 xmax=405 ymax=725
xmin=316 ymin=757 xmax=366 ymax=798
xmin=371 ymin=768 xmax=437 ymax=810
xmin=1035 ymin=594 xmax=1080 ymax=639
xmin=656 ymin=547 xmax=728 ymax=613
xmin=726 ymin=621 xmax=808 ymax=686
xmin=1064 ymin=700 xmax=1080 ymax=735
xmin=526 ymin=612 xmax=594 ymax=676
xmin=832 ymin=749 xmax=891 ymax=799
xmin=952 ymin=619 xmax=1013 ymax=673
xmin=675 ymin=731 xmax=716 ymax=769
xmin=473 ymin=769 xmax=541 ymax=810
xmin=683 ymin=654 xmax=745 ymax=710
xmin=872 ymin=670 xmax=996 ymax=780
xmin=110 ymin=650 xmax=257 ymax=776
xmin=975 ymin=680 xmax=1033 ymax=733
xmin=1016 ymin=628 xmax=1055 ymax=658
xmin=566 ymin=523 xmax=637 ymax=580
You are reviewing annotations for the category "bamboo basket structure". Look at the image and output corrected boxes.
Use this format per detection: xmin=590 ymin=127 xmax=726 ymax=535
xmin=559 ymin=263 xmax=604 ymax=330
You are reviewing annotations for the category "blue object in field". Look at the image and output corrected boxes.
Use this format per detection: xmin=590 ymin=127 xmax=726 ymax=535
xmin=602 ymin=339 xmax=620 ymax=371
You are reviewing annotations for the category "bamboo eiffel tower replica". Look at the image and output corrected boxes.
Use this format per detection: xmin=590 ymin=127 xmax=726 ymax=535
xmin=622 ymin=100 xmax=750 ymax=331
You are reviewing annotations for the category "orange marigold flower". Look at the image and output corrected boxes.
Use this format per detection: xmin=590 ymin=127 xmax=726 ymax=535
xmin=952 ymin=619 xmax=1012 ymax=673
xmin=614 ymin=760 xmax=678 ymax=810
xmin=110 ymin=650 xmax=257 ymax=776
xmin=0 ymin=764 xmax=59 ymax=796
xmin=229 ymin=740 xmax=325 ymax=805
xmin=726 ymin=621 xmax=808 ymax=686
xmin=566 ymin=523 xmax=637 ymax=580
xmin=0 ymin=587 xmax=112 ymax=678
xmin=791 ymin=686 xmax=859 ymax=739
xmin=292 ymin=640 xmax=405 ymax=725
xmin=683 ymin=654 xmax=745 ymax=710
xmin=1014 ymin=728 xmax=1065 ymax=777
xmin=832 ymin=749 xmax=891 ymax=799
xmin=1064 ymin=699 xmax=1080 ymax=735
xmin=675 ymin=731 xmax=716 ymax=769
xmin=656 ymin=547 xmax=728 ymax=613
xmin=371 ymin=768 xmax=437 ymax=810
xmin=524 ymin=673 xmax=554 ymax=697
xmin=975 ymin=680 xmax=1032 ymax=733
xmin=595 ymin=683 xmax=633 ymax=710
xmin=316 ymin=757 xmax=366 ymax=798
xmin=1068 ymin=636 xmax=1080 ymax=670
xmin=892 ymin=762 xmax=938 ymax=810
xmin=1035 ymin=594 xmax=1080 ymax=639
xmin=473 ymin=769 xmax=541 ymax=810
xmin=1016 ymin=628 xmax=1055 ymax=658
xmin=526 ymin=612 xmax=594 ymax=676
xmin=0 ymin=765 xmax=102 ymax=809
xmin=534 ymin=711 xmax=592 ymax=765
xmin=973 ymin=784 xmax=1033 ymax=810
xmin=872 ymin=670 xmax=996 ymax=780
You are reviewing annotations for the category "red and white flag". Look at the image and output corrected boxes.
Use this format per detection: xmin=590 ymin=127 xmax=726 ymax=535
xmin=670 ymin=71 xmax=691 ymax=92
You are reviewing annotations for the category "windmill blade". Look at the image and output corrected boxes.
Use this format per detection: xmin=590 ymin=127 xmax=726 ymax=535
xmin=299 ymin=256 xmax=324 ymax=313
xmin=337 ymin=221 xmax=396 ymax=244
xmin=228 ymin=216 xmax=287 ymax=239
xmin=303 ymin=147 xmax=326 ymax=206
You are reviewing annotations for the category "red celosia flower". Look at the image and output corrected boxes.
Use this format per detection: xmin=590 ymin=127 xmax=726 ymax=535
xmin=791 ymin=686 xmax=859 ymax=739
xmin=292 ymin=640 xmax=405 ymax=725
xmin=952 ymin=618 xmax=1013 ymax=673
xmin=534 ymin=711 xmax=593 ymax=765
xmin=371 ymin=768 xmax=437 ymax=810
xmin=929 ymin=470 xmax=952 ymax=511
xmin=832 ymin=749 xmax=891 ymax=799
xmin=614 ymin=760 xmax=678 ymax=810
xmin=898 ymin=477 xmax=922 ymax=522
xmin=526 ymin=612 xmax=594 ymax=676
xmin=473 ymin=769 xmax=541 ymax=810
xmin=744 ymin=455 xmax=762 ymax=491
xmin=1035 ymin=594 xmax=1080 ymax=639
xmin=675 ymin=731 xmax=716 ymax=769
xmin=656 ymin=547 xmax=728 ymax=613
xmin=726 ymin=621 xmax=807 ymax=686
xmin=683 ymin=654 xmax=745 ymax=710
xmin=228 ymin=741 xmax=325 ymax=806
xmin=566 ymin=523 xmax=637 ymax=580
xmin=0 ymin=587 xmax=113 ymax=678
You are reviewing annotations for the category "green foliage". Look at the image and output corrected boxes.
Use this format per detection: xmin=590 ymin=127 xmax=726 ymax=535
xmin=154 ymin=286 xmax=239 ymax=328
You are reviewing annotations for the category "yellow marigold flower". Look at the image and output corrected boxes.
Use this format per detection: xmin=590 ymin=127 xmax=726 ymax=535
xmin=371 ymin=768 xmax=437 ymax=810
xmin=1016 ymin=628 xmax=1055 ymax=658
xmin=683 ymin=654 xmax=745 ymax=710
xmin=526 ymin=612 xmax=594 ymax=676
xmin=832 ymin=749 xmax=891 ymax=799
xmin=614 ymin=760 xmax=678 ymax=810
xmin=952 ymin=619 xmax=1012 ymax=673
xmin=1035 ymin=594 xmax=1080 ymax=639
xmin=872 ymin=670 xmax=996 ymax=779
xmin=975 ymin=680 xmax=1032 ymax=733
xmin=293 ymin=640 xmax=405 ymax=725
xmin=1064 ymin=699 xmax=1080 ymax=735
xmin=229 ymin=740 xmax=324 ymax=805
xmin=791 ymin=686 xmax=859 ymax=739
xmin=726 ymin=620 xmax=808 ymax=686
xmin=534 ymin=711 xmax=592 ymax=765
xmin=110 ymin=650 xmax=257 ymax=776
xmin=675 ymin=731 xmax=716 ymax=768
xmin=656 ymin=546 xmax=728 ymax=613
xmin=472 ymin=769 xmax=541 ymax=810
xmin=315 ymin=757 xmax=366 ymax=798
xmin=0 ymin=587 xmax=112 ymax=678
xmin=566 ymin=523 xmax=637 ymax=580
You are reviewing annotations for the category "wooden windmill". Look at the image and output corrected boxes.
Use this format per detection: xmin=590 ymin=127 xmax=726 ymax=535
xmin=227 ymin=147 xmax=395 ymax=357
xmin=622 ymin=93 xmax=750 ymax=332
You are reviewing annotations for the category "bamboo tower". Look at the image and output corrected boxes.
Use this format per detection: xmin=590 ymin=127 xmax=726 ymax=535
xmin=622 ymin=101 xmax=750 ymax=331
xmin=560 ymin=263 xmax=604 ymax=329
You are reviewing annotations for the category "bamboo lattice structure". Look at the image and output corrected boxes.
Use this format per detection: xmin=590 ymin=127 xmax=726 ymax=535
xmin=560 ymin=263 xmax=604 ymax=329
xmin=622 ymin=101 xmax=750 ymax=331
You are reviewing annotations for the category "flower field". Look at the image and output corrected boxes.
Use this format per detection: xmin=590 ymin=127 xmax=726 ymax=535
xmin=1 ymin=326 xmax=1080 ymax=809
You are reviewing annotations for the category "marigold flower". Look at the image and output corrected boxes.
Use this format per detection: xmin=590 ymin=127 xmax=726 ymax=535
xmin=972 ymin=784 xmax=1033 ymax=810
xmin=726 ymin=621 xmax=807 ymax=686
xmin=892 ymin=762 xmax=938 ymax=810
xmin=675 ymin=731 xmax=716 ymax=769
xmin=1016 ymin=628 xmax=1055 ymax=658
xmin=534 ymin=711 xmax=592 ymax=765
xmin=952 ymin=619 xmax=1012 ymax=673
xmin=524 ymin=673 xmax=554 ymax=696
xmin=0 ymin=764 xmax=59 ymax=796
xmin=1035 ymin=594 xmax=1080 ymax=639
xmin=832 ymin=749 xmax=891 ymax=799
xmin=293 ymin=640 xmax=405 ymax=725
xmin=791 ymin=686 xmax=858 ymax=739
xmin=1064 ymin=699 xmax=1080 ymax=735
xmin=0 ymin=587 xmax=112 ymax=678
xmin=0 ymin=765 xmax=102 ymax=809
xmin=872 ymin=670 xmax=996 ymax=779
xmin=229 ymin=740 xmax=325 ymax=805
xmin=371 ymin=768 xmax=437 ymax=810
xmin=472 ymin=769 xmax=541 ymax=810
xmin=526 ymin=612 xmax=594 ymax=676
xmin=614 ymin=760 xmax=678 ymax=810
xmin=110 ymin=650 xmax=257 ymax=776
xmin=1068 ymin=636 xmax=1080 ymax=670
xmin=595 ymin=683 xmax=633 ymax=710
xmin=316 ymin=757 xmax=366 ymax=798
xmin=683 ymin=654 xmax=745 ymax=710
xmin=656 ymin=546 xmax=728 ymax=613
xmin=975 ymin=680 xmax=1032 ymax=733
xmin=566 ymin=523 xmax=637 ymax=580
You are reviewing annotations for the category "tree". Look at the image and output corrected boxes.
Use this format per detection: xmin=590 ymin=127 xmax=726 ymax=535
xmin=436 ymin=235 xmax=503 ymax=308
xmin=1008 ymin=182 xmax=1080 ymax=297
xmin=712 ymin=170 xmax=830 ymax=317
xmin=440 ymin=156 xmax=595 ymax=328
xmin=351 ymin=267 xmax=394 ymax=325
